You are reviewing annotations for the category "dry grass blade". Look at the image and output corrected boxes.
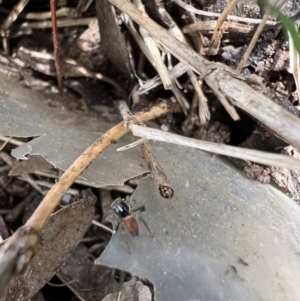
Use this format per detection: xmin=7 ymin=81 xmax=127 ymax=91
xmin=104 ymin=0 xmax=300 ymax=149
xmin=13 ymin=17 xmax=96 ymax=31
xmin=172 ymin=0 xmax=277 ymax=25
xmin=236 ymin=13 xmax=270 ymax=73
xmin=182 ymin=20 xmax=272 ymax=35
xmin=1 ymin=0 xmax=30 ymax=30
xmin=0 ymin=7 xmax=75 ymax=20
xmin=130 ymin=124 xmax=300 ymax=171
xmin=139 ymin=62 xmax=188 ymax=93
xmin=208 ymin=0 xmax=239 ymax=55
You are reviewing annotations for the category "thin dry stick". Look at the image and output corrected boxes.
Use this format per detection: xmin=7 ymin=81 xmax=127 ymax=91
xmin=50 ymin=0 xmax=64 ymax=93
xmin=1 ymin=0 xmax=30 ymax=29
xmin=26 ymin=102 xmax=168 ymax=231
xmin=236 ymin=13 xmax=270 ymax=73
xmin=17 ymin=46 xmax=124 ymax=92
xmin=182 ymin=20 xmax=262 ymax=35
xmin=14 ymin=17 xmax=96 ymax=30
xmin=0 ymin=136 xmax=12 ymax=151
xmin=117 ymin=101 xmax=174 ymax=198
xmin=172 ymin=0 xmax=277 ymax=25
xmin=188 ymin=75 xmax=210 ymax=124
xmin=130 ymin=124 xmax=300 ymax=170
xmin=0 ymin=7 xmax=75 ymax=20
xmin=208 ymin=0 xmax=239 ymax=55
xmin=126 ymin=20 xmax=156 ymax=66
xmin=141 ymin=141 xmax=174 ymax=199
xmin=92 ymin=220 xmax=114 ymax=234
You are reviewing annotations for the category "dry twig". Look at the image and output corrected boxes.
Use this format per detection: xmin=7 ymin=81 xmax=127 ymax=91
xmin=50 ymin=0 xmax=64 ymax=93
xmin=236 ymin=13 xmax=270 ymax=72
xmin=117 ymin=101 xmax=174 ymax=199
xmin=141 ymin=141 xmax=174 ymax=199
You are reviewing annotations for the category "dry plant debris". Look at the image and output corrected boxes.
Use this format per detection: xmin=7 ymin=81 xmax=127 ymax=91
xmin=0 ymin=0 xmax=299 ymax=299
xmin=56 ymin=244 xmax=119 ymax=301
xmin=101 ymin=277 xmax=152 ymax=301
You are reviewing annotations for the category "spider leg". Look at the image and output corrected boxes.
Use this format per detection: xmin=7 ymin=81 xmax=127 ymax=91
xmin=138 ymin=216 xmax=153 ymax=237
xmin=131 ymin=205 xmax=146 ymax=213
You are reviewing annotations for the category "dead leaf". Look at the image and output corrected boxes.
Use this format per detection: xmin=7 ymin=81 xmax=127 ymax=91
xmin=98 ymin=143 xmax=300 ymax=301
xmin=56 ymin=244 xmax=119 ymax=301
xmin=1 ymin=197 xmax=95 ymax=301
xmin=9 ymin=155 xmax=53 ymax=177
xmin=0 ymin=73 xmax=148 ymax=187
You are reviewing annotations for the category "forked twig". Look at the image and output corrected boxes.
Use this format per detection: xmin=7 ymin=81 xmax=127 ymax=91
xmin=0 ymin=102 xmax=168 ymax=294
xmin=139 ymin=62 xmax=188 ymax=93
xmin=117 ymin=101 xmax=174 ymax=199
